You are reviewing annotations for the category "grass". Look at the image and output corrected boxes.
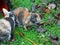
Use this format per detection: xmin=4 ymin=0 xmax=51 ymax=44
xmin=0 ymin=0 xmax=60 ymax=45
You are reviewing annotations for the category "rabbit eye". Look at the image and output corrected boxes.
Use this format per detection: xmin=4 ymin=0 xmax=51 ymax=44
xmin=9 ymin=13 xmax=14 ymax=17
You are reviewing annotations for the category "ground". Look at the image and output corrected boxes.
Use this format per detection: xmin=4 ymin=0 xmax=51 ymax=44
xmin=0 ymin=0 xmax=60 ymax=45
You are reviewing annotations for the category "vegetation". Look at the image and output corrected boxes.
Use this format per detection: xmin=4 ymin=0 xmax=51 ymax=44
xmin=1 ymin=0 xmax=60 ymax=45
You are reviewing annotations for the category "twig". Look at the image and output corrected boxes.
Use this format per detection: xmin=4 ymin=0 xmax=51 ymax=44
xmin=16 ymin=32 xmax=36 ymax=45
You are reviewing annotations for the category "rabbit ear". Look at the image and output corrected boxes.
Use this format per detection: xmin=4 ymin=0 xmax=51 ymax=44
xmin=2 ymin=8 xmax=10 ymax=17
xmin=2 ymin=8 xmax=10 ymax=15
